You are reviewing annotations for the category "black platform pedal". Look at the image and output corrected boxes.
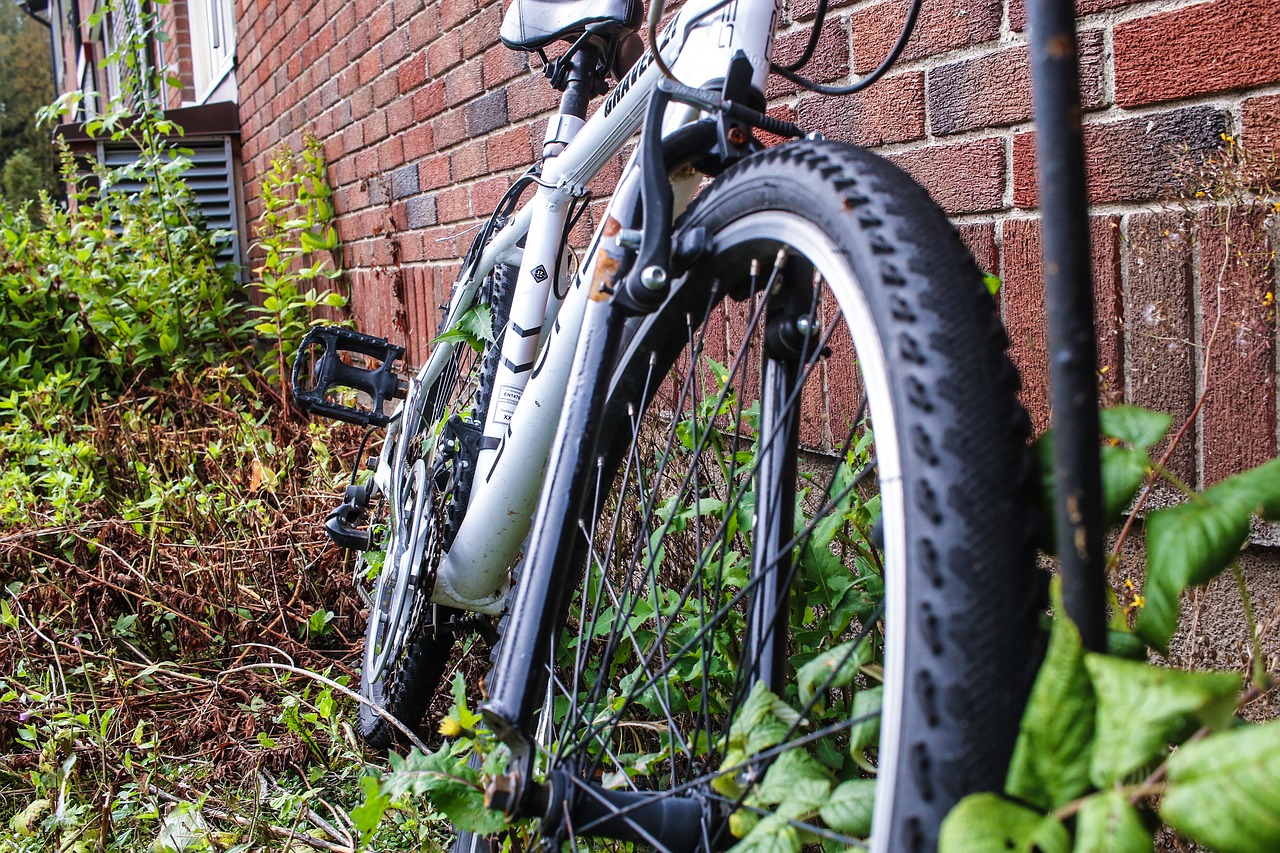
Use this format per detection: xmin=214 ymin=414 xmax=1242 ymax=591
xmin=292 ymin=327 xmax=407 ymax=427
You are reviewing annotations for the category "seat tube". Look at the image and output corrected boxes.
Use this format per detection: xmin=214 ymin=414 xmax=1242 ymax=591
xmin=475 ymin=44 xmax=604 ymax=477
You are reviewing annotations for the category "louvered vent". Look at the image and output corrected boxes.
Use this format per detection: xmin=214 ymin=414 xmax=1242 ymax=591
xmin=98 ymin=138 xmax=243 ymax=273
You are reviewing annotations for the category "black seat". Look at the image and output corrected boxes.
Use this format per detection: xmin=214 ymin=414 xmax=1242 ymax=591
xmin=500 ymin=0 xmax=642 ymax=51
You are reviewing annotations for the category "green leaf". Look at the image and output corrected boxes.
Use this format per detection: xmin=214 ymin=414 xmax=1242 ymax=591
xmin=755 ymin=749 xmax=831 ymax=808
xmin=731 ymin=814 xmax=800 ymax=853
xmin=1073 ymin=790 xmax=1152 ymax=853
xmin=431 ymin=304 xmax=495 ymax=352
xmin=1160 ymin=720 xmax=1280 ymax=853
xmin=983 ymin=272 xmax=1002 ymax=296
xmin=351 ymin=775 xmax=390 ymax=839
xmin=939 ymin=793 xmax=1070 ymax=853
xmin=847 ymin=686 xmax=882 ymax=767
xmin=1006 ymin=595 xmax=1095 ymax=810
xmin=1084 ymin=654 xmax=1240 ymax=787
xmin=1099 ymin=406 xmax=1172 ymax=452
xmin=1134 ymin=461 xmax=1280 ymax=652
xmin=1099 ymin=444 xmax=1151 ymax=526
xmin=819 ymin=779 xmax=874 ymax=838
xmin=715 ymin=683 xmax=800 ymax=797
xmin=796 ymin=637 xmax=872 ymax=708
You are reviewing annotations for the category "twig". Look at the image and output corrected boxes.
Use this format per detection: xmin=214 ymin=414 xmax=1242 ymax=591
xmin=219 ymin=661 xmax=429 ymax=752
xmin=150 ymin=787 xmax=354 ymax=853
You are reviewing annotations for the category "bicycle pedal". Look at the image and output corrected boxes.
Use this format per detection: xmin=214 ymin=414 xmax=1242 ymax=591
xmin=324 ymin=482 xmax=375 ymax=551
xmin=291 ymin=326 xmax=407 ymax=427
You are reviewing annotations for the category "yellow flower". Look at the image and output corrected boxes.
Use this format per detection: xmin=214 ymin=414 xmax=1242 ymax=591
xmin=438 ymin=717 xmax=464 ymax=738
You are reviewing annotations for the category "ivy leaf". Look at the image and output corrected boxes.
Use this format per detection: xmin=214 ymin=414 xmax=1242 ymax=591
xmin=1099 ymin=406 xmax=1172 ymax=452
xmin=755 ymin=749 xmax=832 ymax=809
xmin=819 ymin=779 xmax=875 ymax=838
xmin=1084 ymin=654 xmax=1240 ymax=787
xmin=938 ymin=793 xmax=1070 ymax=853
xmin=731 ymin=814 xmax=800 ymax=853
xmin=715 ymin=683 xmax=801 ymax=798
xmin=1074 ymin=790 xmax=1153 ymax=853
xmin=1136 ymin=458 xmax=1280 ymax=652
xmin=1160 ymin=720 xmax=1280 ymax=852
xmin=848 ymin=686 xmax=882 ymax=768
xmin=1006 ymin=595 xmax=1095 ymax=810
xmin=1099 ymin=444 xmax=1151 ymax=526
xmin=796 ymin=637 xmax=872 ymax=708
xmin=351 ymin=775 xmax=390 ymax=840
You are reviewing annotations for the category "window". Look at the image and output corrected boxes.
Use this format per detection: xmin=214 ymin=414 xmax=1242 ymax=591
xmin=187 ymin=0 xmax=235 ymax=104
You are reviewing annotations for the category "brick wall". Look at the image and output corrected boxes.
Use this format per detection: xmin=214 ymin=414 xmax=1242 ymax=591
xmin=234 ymin=0 xmax=1279 ymax=492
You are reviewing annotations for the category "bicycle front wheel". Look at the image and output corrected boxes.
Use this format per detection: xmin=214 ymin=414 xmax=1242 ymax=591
xmin=542 ymin=140 xmax=1044 ymax=852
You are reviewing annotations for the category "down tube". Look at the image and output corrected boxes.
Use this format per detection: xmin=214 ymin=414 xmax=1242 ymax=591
xmin=430 ymin=173 xmax=644 ymax=612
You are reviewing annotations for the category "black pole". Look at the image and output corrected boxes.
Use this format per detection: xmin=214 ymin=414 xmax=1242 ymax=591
xmin=1028 ymin=0 xmax=1108 ymax=652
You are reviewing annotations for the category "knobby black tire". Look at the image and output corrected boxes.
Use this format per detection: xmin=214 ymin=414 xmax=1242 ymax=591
xmin=358 ymin=264 xmax=515 ymax=749
xmin=527 ymin=140 xmax=1044 ymax=852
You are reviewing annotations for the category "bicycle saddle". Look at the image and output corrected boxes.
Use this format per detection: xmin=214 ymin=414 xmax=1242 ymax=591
xmin=500 ymin=0 xmax=642 ymax=51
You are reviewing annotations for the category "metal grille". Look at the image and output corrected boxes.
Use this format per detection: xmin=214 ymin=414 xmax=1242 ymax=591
xmin=98 ymin=138 xmax=243 ymax=272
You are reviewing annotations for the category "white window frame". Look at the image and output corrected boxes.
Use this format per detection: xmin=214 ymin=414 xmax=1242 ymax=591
xmin=186 ymin=0 xmax=235 ymax=104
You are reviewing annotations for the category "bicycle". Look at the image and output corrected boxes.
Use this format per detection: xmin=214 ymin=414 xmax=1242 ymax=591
xmin=293 ymin=0 xmax=1046 ymax=847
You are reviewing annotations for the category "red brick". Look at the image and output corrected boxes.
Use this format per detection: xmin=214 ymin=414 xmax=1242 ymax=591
xmin=1242 ymin=94 xmax=1280 ymax=152
xmin=885 ymin=137 xmax=1005 ymax=215
xmin=1114 ymin=0 xmax=1280 ymax=109
xmin=1092 ymin=215 xmax=1124 ymax=405
xmin=1009 ymin=0 xmax=1140 ymax=31
xmin=432 ymin=107 xmax=468 ymax=148
xmin=369 ymin=3 xmax=393 ymax=42
xmin=389 ymin=97 xmax=414 ymax=139
xmin=462 ymin=3 xmax=502 ymax=58
xmin=1013 ymin=107 xmax=1230 ymax=208
xmin=408 ymin=6 xmax=441 ymax=50
xmin=404 ymin=124 xmax=435 ymax=159
xmin=482 ymin=44 xmax=530 ymax=88
xmin=1197 ymin=208 xmax=1277 ymax=485
xmin=927 ymin=32 xmax=1104 ymax=137
xmin=358 ymin=49 xmax=381 ymax=85
xmin=378 ymin=136 xmax=406 ymax=170
xmin=427 ymin=29 xmax=463 ymax=76
xmin=757 ymin=105 xmax=800 ymax=149
xmin=380 ymin=31 xmax=408 ymax=67
xmin=852 ymin=0 xmax=1000 ymax=73
xmin=373 ymin=72 xmax=399 ymax=107
xmin=999 ymin=215 xmax=1127 ymax=434
xmin=366 ymin=108 xmax=389 ymax=144
xmin=789 ymin=0 xmax=858 ymax=24
xmin=424 ymin=225 xmax=463 ymax=260
xmin=419 ymin=154 xmax=451 ymax=190
xmin=956 ymin=222 xmax=997 ymax=275
xmin=441 ymin=0 xmax=477 ymax=30
xmin=450 ymin=139 xmax=488 ymax=180
xmin=392 ymin=0 xmax=425 ymax=26
xmin=437 ymin=185 xmax=472 ymax=223
xmin=399 ymin=50 xmax=428 ymax=92
xmin=767 ymin=19 xmax=850 ymax=98
xmin=413 ymin=80 xmax=446 ymax=121
xmin=443 ymin=59 xmax=484 ymax=107
xmin=471 ymin=175 xmax=514 ymax=213
xmin=506 ymin=74 xmax=560 ymax=121
xmin=1123 ymin=212 xmax=1197 ymax=483
xmin=487 ymin=124 xmax=534 ymax=171
xmin=796 ymin=71 xmax=924 ymax=148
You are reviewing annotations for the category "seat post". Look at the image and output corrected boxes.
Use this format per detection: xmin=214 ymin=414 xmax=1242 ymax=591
xmin=541 ymin=41 xmax=606 ymax=157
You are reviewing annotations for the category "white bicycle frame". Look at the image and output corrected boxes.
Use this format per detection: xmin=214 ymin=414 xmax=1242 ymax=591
xmin=372 ymin=0 xmax=782 ymax=615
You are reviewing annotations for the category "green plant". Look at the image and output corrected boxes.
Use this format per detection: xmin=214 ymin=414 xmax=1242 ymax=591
xmin=940 ymin=406 xmax=1280 ymax=853
xmin=249 ymin=135 xmax=346 ymax=407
